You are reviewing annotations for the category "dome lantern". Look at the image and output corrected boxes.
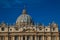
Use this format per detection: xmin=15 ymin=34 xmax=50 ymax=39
xmin=22 ymin=5 xmax=27 ymax=14
xmin=22 ymin=9 xmax=27 ymax=14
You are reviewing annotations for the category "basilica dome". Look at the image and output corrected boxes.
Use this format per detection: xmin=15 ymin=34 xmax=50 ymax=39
xmin=16 ymin=9 xmax=33 ymax=25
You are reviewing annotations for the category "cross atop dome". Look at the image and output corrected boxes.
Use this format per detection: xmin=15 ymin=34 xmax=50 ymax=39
xmin=22 ymin=5 xmax=27 ymax=14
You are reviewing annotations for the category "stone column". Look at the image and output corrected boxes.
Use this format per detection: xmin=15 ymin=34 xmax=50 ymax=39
xmin=36 ymin=36 xmax=38 ymax=40
xmin=42 ymin=36 xmax=44 ymax=40
xmin=19 ymin=36 xmax=21 ymax=40
xmin=5 ymin=36 xmax=8 ymax=40
xmin=48 ymin=36 xmax=51 ymax=40
xmin=25 ymin=36 xmax=27 ymax=40
xmin=21 ymin=36 xmax=23 ymax=40
xmin=35 ymin=36 xmax=37 ymax=40
xmin=12 ymin=36 xmax=15 ymax=40
xmin=56 ymin=36 xmax=59 ymax=40
xmin=30 ymin=36 xmax=33 ymax=40
xmin=38 ymin=36 xmax=39 ymax=40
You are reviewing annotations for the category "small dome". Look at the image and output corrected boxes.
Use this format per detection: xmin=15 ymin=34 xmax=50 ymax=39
xmin=16 ymin=9 xmax=33 ymax=25
xmin=51 ymin=21 xmax=58 ymax=27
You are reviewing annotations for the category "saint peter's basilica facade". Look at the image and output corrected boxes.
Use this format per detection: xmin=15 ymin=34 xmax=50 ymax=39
xmin=0 ymin=8 xmax=60 ymax=40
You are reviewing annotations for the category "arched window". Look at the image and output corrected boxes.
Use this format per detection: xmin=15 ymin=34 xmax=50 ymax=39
xmin=10 ymin=29 xmax=12 ymax=31
xmin=53 ymin=28 xmax=55 ymax=31
xmin=1 ymin=27 xmax=4 ymax=31
xmin=15 ymin=27 xmax=19 ymax=31
xmin=40 ymin=28 xmax=42 ymax=30
xmin=46 ymin=29 xmax=48 ymax=31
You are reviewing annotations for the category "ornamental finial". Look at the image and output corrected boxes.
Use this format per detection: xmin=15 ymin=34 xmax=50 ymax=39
xmin=22 ymin=5 xmax=27 ymax=14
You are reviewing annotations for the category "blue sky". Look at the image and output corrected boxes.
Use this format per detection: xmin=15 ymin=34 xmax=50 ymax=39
xmin=0 ymin=0 xmax=60 ymax=29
